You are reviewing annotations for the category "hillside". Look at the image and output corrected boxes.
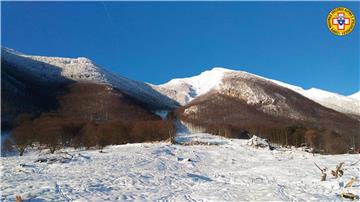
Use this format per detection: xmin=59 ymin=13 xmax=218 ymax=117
xmin=1 ymin=47 xmax=178 ymax=111
xmin=2 ymin=48 xmax=358 ymax=153
xmin=174 ymin=70 xmax=360 ymax=153
xmin=1 ymin=47 xmax=177 ymax=149
xmin=156 ymin=67 xmax=360 ymax=116
xmin=5 ymin=81 xmax=175 ymax=153
xmin=154 ymin=68 xmax=232 ymax=105
xmin=57 ymin=82 xmax=160 ymax=123
xmin=1 ymin=59 xmax=70 ymax=129
xmin=1 ymin=48 xmax=179 ymax=129
xmin=270 ymin=80 xmax=360 ymax=116
xmin=349 ymin=91 xmax=360 ymax=100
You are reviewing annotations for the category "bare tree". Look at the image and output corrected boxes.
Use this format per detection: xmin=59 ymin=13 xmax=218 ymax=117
xmin=12 ymin=120 xmax=35 ymax=156
xmin=331 ymin=162 xmax=344 ymax=178
xmin=314 ymin=162 xmax=327 ymax=181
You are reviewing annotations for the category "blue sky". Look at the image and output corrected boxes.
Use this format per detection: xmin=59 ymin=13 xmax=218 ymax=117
xmin=2 ymin=2 xmax=359 ymax=95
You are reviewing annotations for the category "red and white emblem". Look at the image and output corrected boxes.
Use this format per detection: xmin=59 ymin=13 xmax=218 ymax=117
xmin=332 ymin=12 xmax=350 ymax=30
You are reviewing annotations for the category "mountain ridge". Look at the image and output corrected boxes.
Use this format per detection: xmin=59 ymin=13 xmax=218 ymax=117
xmin=2 ymin=47 xmax=359 ymax=117
xmin=1 ymin=47 xmax=359 ymax=153
xmin=174 ymin=69 xmax=360 ymax=153
xmin=1 ymin=47 xmax=179 ymax=110
xmin=156 ymin=67 xmax=360 ymax=116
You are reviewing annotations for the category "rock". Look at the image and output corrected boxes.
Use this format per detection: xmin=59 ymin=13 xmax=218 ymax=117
xmin=247 ymin=135 xmax=269 ymax=148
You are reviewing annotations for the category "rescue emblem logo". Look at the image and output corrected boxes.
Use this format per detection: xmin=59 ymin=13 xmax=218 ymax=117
xmin=327 ymin=7 xmax=355 ymax=36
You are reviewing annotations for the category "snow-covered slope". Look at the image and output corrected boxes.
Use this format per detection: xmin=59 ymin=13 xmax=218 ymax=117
xmin=271 ymin=80 xmax=360 ymax=116
xmin=156 ymin=67 xmax=360 ymax=116
xmin=349 ymin=91 xmax=360 ymax=100
xmin=1 ymin=133 xmax=359 ymax=201
xmin=2 ymin=48 xmax=106 ymax=82
xmin=2 ymin=47 xmax=357 ymax=115
xmin=1 ymin=47 xmax=178 ymax=109
xmin=154 ymin=68 xmax=234 ymax=105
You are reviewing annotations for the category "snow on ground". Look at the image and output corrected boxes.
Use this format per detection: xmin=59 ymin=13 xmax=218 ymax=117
xmin=1 ymin=133 xmax=360 ymax=201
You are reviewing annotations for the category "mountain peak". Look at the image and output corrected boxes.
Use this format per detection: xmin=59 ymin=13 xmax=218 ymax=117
xmin=2 ymin=47 xmax=107 ymax=83
xmin=2 ymin=46 xmax=93 ymax=63
xmin=156 ymin=67 xmax=360 ymax=115
xmin=2 ymin=47 xmax=179 ymax=109
xmin=207 ymin=67 xmax=235 ymax=72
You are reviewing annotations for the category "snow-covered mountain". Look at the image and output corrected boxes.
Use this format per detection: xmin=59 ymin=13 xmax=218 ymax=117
xmin=171 ymin=68 xmax=359 ymax=153
xmin=270 ymin=80 xmax=360 ymax=116
xmin=2 ymin=47 xmax=358 ymax=116
xmin=154 ymin=68 xmax=233 ymax=105
xmin=156 ymin=67 xmax=360 ymax=116
xmin=1 ymin=47 xmax=178 ymax=110
xmin=349 ymin=91 xmax=360 ymax=100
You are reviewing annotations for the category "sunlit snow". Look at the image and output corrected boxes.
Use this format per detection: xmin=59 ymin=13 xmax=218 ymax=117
xmin=1 ymin=133 xmax=359 ymax=201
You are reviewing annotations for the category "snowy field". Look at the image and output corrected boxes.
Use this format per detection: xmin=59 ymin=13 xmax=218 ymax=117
xmin=1 ymin=133 xmax=359 ymax=201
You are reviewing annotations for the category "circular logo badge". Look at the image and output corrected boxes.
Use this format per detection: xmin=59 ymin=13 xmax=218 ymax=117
xmin=327 ymin=7 xmax=356 ymax=36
